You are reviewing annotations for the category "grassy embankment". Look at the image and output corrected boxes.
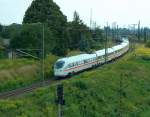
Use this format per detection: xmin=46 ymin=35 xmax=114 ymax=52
xmin=0 ymin=45 xmax=150 ymax=117
xmin=0 ymin=55 xmax=58 ymax=93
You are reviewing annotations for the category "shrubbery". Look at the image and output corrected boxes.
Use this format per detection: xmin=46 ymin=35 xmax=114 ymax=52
xmin=145 ymin=41 xmax=150 ymax=48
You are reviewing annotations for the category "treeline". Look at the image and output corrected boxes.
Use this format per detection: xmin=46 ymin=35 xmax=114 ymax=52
xmin=0 ymin=0 xmax=104 ymax=57
xmin=0 ymin=0 xmax=150 ymax=57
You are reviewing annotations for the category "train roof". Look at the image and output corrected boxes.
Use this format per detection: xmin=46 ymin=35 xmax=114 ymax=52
xmin=56 ymin=38 xmax=129 ymax=64
xmin=95 ymin=39 xmax=128 ymax=56
xmin=58 ymin=53 xmax=96 ymax=63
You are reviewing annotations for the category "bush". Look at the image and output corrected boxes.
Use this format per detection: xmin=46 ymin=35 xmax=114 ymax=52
xmin=73 ymin=80 xmax=88 ymax=90
xmin=0 ymin=50 xmax=7 ymax=59
xmin=145 ymin=41 xmax=150 ymax=48
xmin=44 ymin=54 xmax=59 ymax=78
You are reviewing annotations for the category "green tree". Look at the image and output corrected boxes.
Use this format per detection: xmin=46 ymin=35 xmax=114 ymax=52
xmin=73 ymin=11 xmax=82 ymax=24
xmin=1 ymin=24 xmax=21 ymax=39
xmin=92 ymin=27 xmax=103 ymax=42
xmin=0 ymin=24 xmax=2 ymax=33
xmin=79 ymin=35 xmax=90 ymax=52
xmin=68 ymin=11 xmax=92 ymax=50
xmin=23 ymin=0 xmax=68 ymax=56
xmin=10 ymin=23 xmax=55 ymax=56
xmin=144 ymin=27 xmax=148 ymax=43
xmin=145 ymin=41 xmax=150 ymax=48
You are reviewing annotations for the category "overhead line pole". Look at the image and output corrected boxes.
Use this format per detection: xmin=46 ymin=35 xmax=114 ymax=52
xmin=90 ymin=8 xmax=93 ymax=30
xmin=105 ymin=22 xmax=108 ymax=63
xmin=138 ymin=20 xmax=141 ymax=42
xmin=130 ymin=23 xmax=137 ymax=52
xmin=117 ymin=25 xmax=119 ymax=41
xmin=132 ymin=24 xmax=137 ymax=37
xmin=42 ymin=23 xmax=45 ymax=86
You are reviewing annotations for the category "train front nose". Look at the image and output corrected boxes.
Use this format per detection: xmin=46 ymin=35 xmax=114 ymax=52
xmin=54 ymin=69 xmax=64 ymax=76
xmin=54 ymin=60 xmax=67 ymax=77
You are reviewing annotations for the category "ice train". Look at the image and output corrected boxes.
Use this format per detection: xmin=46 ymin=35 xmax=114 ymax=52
xmin=54 ymin=38 xmax=129 ymax=77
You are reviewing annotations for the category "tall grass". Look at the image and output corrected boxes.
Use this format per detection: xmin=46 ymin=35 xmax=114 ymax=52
xmin=0 ymin=55 xmax=58 ymax=92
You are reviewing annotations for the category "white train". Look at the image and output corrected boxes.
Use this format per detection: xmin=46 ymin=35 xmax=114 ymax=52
xmin=54 ymin=38 xmax=129 ymax=77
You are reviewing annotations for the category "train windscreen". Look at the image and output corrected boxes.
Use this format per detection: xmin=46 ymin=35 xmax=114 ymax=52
xmin=55 ymin=61 xmax=65 ymax=69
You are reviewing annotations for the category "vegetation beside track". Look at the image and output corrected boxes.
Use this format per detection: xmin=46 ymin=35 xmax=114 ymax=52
xmin=0 ymin=45 xmax=150 ymax=117
xmin=0 ymin=55 xmax=58 ymax=93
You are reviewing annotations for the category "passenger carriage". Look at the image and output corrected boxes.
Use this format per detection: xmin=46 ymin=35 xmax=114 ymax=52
xmin=54 ymin=38 xmax=129 ymax=77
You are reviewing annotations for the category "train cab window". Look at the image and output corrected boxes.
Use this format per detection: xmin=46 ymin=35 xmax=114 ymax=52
xmin=55 ymin=61 xmax=65 ymax=69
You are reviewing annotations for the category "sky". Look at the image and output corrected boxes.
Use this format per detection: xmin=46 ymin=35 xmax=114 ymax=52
xmin=0 ymin=0 xmax=150 ymax=28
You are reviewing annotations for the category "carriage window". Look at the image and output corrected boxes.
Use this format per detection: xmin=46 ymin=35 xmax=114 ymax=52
xmin=55 ymin=61 xmax=65 ymax=69
xmin=68 ymin=64 xmax=72 ymax=68
xmin=76 ymin=62 xmax=79 ymax=65
xmin=84 ymin=60 xmax=88 ymax=63
xmin=71 ymin=63 xmax=75 ymax=66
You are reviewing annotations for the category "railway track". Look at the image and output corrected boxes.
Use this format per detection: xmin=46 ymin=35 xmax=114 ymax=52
xmin=0 ymin=79 xmax=55 ymax=99
xmin=0 ymin=49 xmax=130 ymax=99
xmin=0 ymin=76 xmax=70 ymax=99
